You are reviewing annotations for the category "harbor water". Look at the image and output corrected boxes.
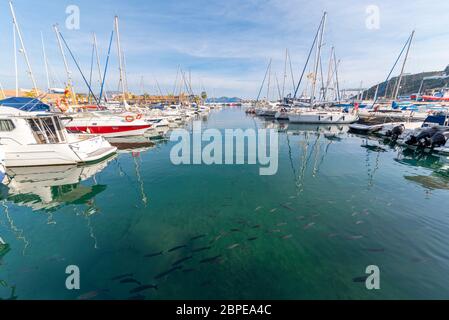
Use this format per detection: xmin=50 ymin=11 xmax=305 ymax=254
xmin=1 ymin=108 xmax=449 ymax=299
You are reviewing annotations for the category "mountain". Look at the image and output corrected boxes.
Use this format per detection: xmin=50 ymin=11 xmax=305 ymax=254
xmin=363 ymin=65 xmax=449 ymax=99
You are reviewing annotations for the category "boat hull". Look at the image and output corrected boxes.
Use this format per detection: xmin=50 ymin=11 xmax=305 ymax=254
xmin=288 ymin=112 xmax=358 ymax=124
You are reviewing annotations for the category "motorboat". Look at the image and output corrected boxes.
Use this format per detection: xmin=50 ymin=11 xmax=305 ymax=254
xmin=64 ymin=111 xmax=151 ymax=137
xmin=0 ymin=98 xmax=117 ymax=167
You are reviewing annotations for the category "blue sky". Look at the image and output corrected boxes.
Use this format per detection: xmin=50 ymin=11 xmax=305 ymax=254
xmin=1 ymin=0 xmax=449 ymax=98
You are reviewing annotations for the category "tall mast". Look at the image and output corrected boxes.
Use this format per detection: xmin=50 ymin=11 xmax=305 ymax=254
xmin=13 ymin=22 xmax=18 ymax=96
xmin=266 ymin=63 xmax=271 ymax=102
xmin=9 ymin=1 xmax=38 ymax=93
xmin=41 ymin=32 xmax=50 ymax=92
xmin=393 ymin=30 xmax=415 ymax=100
xmin=114 ymin=16 xmax=127 ymax=105
xmin=288 ymin=50 xmax=295 ymax=94
xmin=310 ymin=12 xmax=326 ymax=106
xmin=54 ymin=24 xmax=76 ymax=101
xmin=282 ymin=48 xmax=287 ymax=98
xmin=323 ymin=46 xmax=334 ymax=101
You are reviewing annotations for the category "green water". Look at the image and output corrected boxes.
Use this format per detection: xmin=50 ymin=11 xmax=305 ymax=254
xmin=1 ymin=108 xmax=449 ymax=300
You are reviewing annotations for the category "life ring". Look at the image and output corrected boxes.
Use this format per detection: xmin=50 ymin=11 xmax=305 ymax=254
xmin=136 ymin=114 xmax=143 ymax=120
xmin=125 ymin=115 xmax=134 ymax=122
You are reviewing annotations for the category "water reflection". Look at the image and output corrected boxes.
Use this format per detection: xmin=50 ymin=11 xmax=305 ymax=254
xmin=2 ymin=157 xmax=115 ymax=212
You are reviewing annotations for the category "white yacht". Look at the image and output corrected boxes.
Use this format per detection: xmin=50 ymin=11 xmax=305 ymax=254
xmin=288 ymin=110 xmax=359 ymax=124
xmin=0 ymin=99 xmax=117 ymax=167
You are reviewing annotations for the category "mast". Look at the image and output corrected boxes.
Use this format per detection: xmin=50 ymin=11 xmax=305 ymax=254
xmin=41 ymin=32 xmax=50 ymax=92
xmin=282 ymin=48 xmax=288 ymax=99
xmin=93 ymin=33 xmax=106 ymax=101
xmin=275 ymin=73 xmax=282 ymax=101
xmin=393 ymin=30 xmax=415 ymax=100
xmin=114 ymin=15 xmax=127 ymax=106
xmin=9 ymin=1 xmax=38 ymax=93
xmin=13 ymin=22 xmax=18 ymax=96
xmin=266 ymin=63 xmax=271 ymax=102
xmin=310 ymin=12 xmax=326 ymax=106
xmin=333 ymin=49 xmax=341 ymax=103
xmin=54 ymin=24 xmax=76 ymax=102
xmin=288 ymin=50 xmax=295 ymax=94
xmin=323 ymin=46 xmax=334 ymax=101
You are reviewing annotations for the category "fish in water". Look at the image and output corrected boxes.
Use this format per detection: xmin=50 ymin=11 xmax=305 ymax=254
xmin=129 ymin=284 xmax=158 ymax=294
xmin=190 ymin=235 xmax=207 ymax=241
xmin=247 ymin=237 xmax=258 ymax=241
xmin=110 ymin=273 xmax=134 ymax=281
xmin=280 ymin=203 xmax=295 ymax=211
xmin=352 ymin=212 xmax=359 ymax=217
xmin=270 ymin=208 xmax=278 ymax=213
xmin=355 ymin=220 xmax=364 ymax=225
xmin=303 ymin=222 xmax=315 ymax=230
xmin=154 ymin=266 xmax=183 ymax=279
xmin=77 ymin=291 xmax=100 ymax=300
xmin=227 ymin=243 xmax=240 ymax=250
xmin=281 ymin=234 xmax=293 ymax=239
xmin=312 ymin=213 xmax=320 ymax=218
xmin=277 ymin=222 xmax=287 ymax=227
xmin=192 ymin=246 xmax=212 ymax=253
xmin=199 ymin=255 xmax=222 ymax=264
xmin=296 ymin=216 xmax=306 ymax=220
xmin=120 ymin=278 xmax=142 ymax=285
xmin=168 ymin=245 xmax=187 ymax=253
xmin=347 ymin=235 xmax=364 ymax=240
xmin=230 ymin=228 xmax=241 ymax=232
xmin=353 ymin=276 xmax=368 ymax=283
xmin=182 ymin=268 xmax=196 ymax=273
xmin=144 ymin=251 xmax=163 ymax=258
xmin=251 ymin=224 xmax=261 ymax=229
xmin=255 ymin=206 xmax=263 ymax=211
xmin=172 ymin=256 xmax=193 ymax=266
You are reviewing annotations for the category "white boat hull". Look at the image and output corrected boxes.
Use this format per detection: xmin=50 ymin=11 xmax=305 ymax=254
xmin=288 ymin=112 xmax=358 ymax=124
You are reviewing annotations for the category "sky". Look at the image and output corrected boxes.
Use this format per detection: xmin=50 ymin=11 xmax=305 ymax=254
xmin=1 ymin=0 xmax=449 ymax=98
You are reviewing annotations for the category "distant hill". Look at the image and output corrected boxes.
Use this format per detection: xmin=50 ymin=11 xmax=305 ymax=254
xmin=364 ymin=65 xmax=449 ymax=99
xmin=206 ymin=97 xmax=242 ymax=103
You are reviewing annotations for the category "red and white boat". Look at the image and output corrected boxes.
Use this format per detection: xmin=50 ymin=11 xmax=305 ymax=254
xmin=64 ymin=111 xmax=151 ymax=138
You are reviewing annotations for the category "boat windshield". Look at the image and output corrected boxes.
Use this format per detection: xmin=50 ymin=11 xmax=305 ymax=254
xmin=27 ymin=116 xmax=66 ymax=144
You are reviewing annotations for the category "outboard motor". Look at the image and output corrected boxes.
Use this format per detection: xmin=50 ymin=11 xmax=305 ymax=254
xmin=430 ymin=132 xmax=447 ymax=148
xmin=405 ymin=127 xmax=439 ymax=146
xmin=386 ymin=124 xmax=405 ymax=141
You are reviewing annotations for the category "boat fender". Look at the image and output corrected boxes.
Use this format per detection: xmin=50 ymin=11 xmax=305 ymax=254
xmin=136 ymin=114 xmax=143 ymax=120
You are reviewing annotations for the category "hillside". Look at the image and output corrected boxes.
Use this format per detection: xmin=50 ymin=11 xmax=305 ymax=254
xmin=363 ymin=65 xmax=449 ymax=99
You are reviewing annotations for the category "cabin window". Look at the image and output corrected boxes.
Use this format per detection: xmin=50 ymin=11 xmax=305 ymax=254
xmin=0 ymin=120 xmax=15 ymax=131
xmin=27 ymin=117 xmax=63 ymax=144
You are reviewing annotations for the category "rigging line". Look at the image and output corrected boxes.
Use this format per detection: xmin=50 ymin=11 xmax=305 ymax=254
xmin=256 ymin=59 xmax=272 ymax=104
xmin=293 ymin=14 xmax=324 ymax=99
xmin=58 ymin=31 xmax=100 ymax=106
xmin=371 ymin=32 xmax=413 ymax=108
xmin=99 ymin=30 xmax=114 ymax=103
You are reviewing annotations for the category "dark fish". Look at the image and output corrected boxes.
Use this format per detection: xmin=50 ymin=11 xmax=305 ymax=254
xmin=168 ymin=245 xmax=187 ymax=252
xmin=209 ymin=232 xmax=228 ymax=244
xmin=280 ymin=203 xmax=295 ymax=211
xmin=296 ymin=216 xmax=306 ymax=220
xmin=251 ymin=224 xmax=261 ymax=229
xmin=269 ymin=229 xmax=281 ymax=233
xmin=192 ymin=246 xmax=212 ymax=253
xmin=199 ymin=255 xmax=222 ymax=264
xmin=129 ymin=284 xmax=158 ymax=294
xmin=110 ymin=273 xmax=134 ymax=281
xmin=144 ymin=251 xmax=163 ymax=258
xmin=230 ymin=228 xmax=241 ymax=232
xmin=247 ymin=237 xmax=258 ymax=241
xmin=353 ymin=276 xmax=368 ymax=283
xmin=154 ymin=266 xmax=182 ymax=279
xmin=172 ymin=256 xmax=193 ymax=266
xmin=190 ymin=235 xmax=207 ymax=241
xmin=120 ymin=278 xmax=142 ymax=285
xmin=127 ymin=295 xmax=146 ymax=300
xmin=182 ymin=268 xmax=196 ymax=273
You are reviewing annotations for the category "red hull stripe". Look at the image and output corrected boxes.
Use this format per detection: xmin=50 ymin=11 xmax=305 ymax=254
xmin=66 ymin=125 xmax=150 ymax=134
